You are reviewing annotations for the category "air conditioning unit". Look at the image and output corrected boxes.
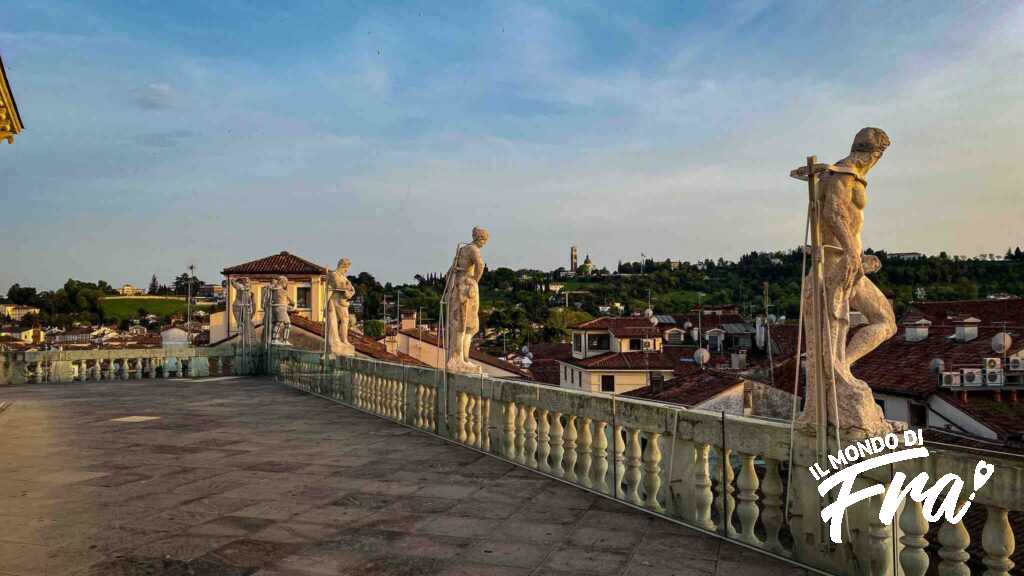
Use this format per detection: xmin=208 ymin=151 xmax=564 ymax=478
xmin=984 ymin=358 xmax=1002 ymax=371
xmin=1009 ymin=357 xmax=1024 ymax=372
xmin=940 ymin=371 xmax=962 ymax=387
xmin=962 ymin=368 xmax=984 ymax=387
xmin=986 ymin=369 xmax=1005 ymax=386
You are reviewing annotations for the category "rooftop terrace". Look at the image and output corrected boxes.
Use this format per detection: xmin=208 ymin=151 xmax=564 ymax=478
xmin=0 ymin=377 xmax=805 ymax=576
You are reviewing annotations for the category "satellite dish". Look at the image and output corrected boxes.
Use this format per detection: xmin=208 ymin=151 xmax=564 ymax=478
xmin=768 ymin=314 xmax=777 ymax=323
xmin=520 ymin=345 xmax=530 ymax=355
xmin=650 ymin=315 xmax=659 ymax=326
xmin=930 ymin=358 xmax=945 ymax=373
xmin=993 ymin=332 xmax=1013 ymax=354
xmin=644 ymin=308 xmax=654 ymax=318
xmin=693 ymin=348 xmax=710 ymax=366
xmin=684 ymin=321 xmax=693 ymax=329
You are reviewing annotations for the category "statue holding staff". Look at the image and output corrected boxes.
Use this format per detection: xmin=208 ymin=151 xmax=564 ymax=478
xmin=793 ymin=127 xmax=897 ymax=437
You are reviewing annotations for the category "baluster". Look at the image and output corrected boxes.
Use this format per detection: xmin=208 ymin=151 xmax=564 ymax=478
xmin=897 ymin=499 xmax=928 ymax=576
xmin=421 ymin=385 xmax=430 ymax=429
xmin=477 ymin=396 xmax=487 ymax=449
xmin=524 ymin=406 xmax=538 ymax=468
xmin=735 ymin=452 xmax=761 ymax=545
xmin=549 ymin=412 xmax=565 ymax=477
xmin=537 ymin=410 xmax=551 ymax=473
xmin=465 ymin=395 xmax=477 ymax=447
xmin=613 ymin=425 xmax=626 ymax=499
xmin=643 ymin=432 xmax=664 ymax=512
xmin=868 ymin=491 xmax=892 ymax=573
xmin=455 ymin=392 xmax=468 ymax=443
xmin=391 ymin=379 xmax=399 ymax=419
xmin=982 ymin=505 xmax=1015 ymax=576
xmin=503 ymin=401 xmax=516 ymax=458
xmin=937 ymin=514 xmax=970 ymax=576
xmin=593 ymin=420 xmax=610 ymax=494
xmin=373 ymin=374 xmax=381 ymax=414
xmin=694 ymin=443 xmax=716 ymax=530
xmin=761 ymin=458 xmax=785 ymax=553
xmin=563 ymin=416 xmax=579 ymax=483
xmin=427 ymin=388 xmax=436 ymax=430
xmin=577 ymin=418 xmax=593 ymax=489
xmin=415 ymin=385 xmax=425 ymax=428
xmin=625 ymin=428 xmax=643 ymax=506
xmin=514 ymin=404 xmax=526 ymax=463
xmin=717 ymin=448 xmax=736 ymax=537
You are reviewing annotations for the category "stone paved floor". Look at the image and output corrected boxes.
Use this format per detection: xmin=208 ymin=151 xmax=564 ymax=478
xmin=0 ymin=378 xmax=808 ymax=576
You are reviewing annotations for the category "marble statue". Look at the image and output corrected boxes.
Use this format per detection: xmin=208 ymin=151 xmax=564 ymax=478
xmin=325 ymin=258 xmax=356 ymax=357
xmin=269 ymin=276 xmax=295 ymax=345
xmin=230 ymin=277 xmax=255 ymax=342
xmin=797 ymin=127 xmax=897 ymax=437
xmin=443 ymin=227 xmax=488 ymax=374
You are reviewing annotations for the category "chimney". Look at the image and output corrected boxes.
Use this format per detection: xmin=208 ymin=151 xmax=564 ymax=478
xmin=400 ymin=310 xmax=417 ymax=331
xmin=954 ymin=317 xmax=981 ymax=343
xmin=903 ymin=319 xmax=931 ymax=342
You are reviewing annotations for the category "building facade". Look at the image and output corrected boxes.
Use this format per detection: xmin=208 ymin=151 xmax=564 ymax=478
xmin=210 ymin=251 xmax=328 ymax=343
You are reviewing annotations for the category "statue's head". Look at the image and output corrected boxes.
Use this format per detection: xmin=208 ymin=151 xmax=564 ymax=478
xmin=337 ymin=258 xmax=351 ymax=272
xmin=277 ymin=275 xmax=289 ymax=288
xmin=851 ymin=127 xmax=890 ymax=159
xmin=472 ymin=226 xmax=490 ymax=246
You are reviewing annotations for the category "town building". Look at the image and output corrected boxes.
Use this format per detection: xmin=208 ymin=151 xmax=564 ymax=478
xmin=556 ymin=309 xmax=771 ymax=394
xmin=0 ymin=304 xmax=40 ymax=321
xmin=853 ymin=298 xmax=1024 ymax=445
xmin=210 ymin=251 xmax=329 ymax=343
xmin=118 ymin=284 xmax=146 ymax=296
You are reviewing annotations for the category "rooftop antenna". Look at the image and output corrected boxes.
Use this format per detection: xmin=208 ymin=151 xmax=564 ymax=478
xmin=763 ymin=282 xmax=774 ymax=386
xmin=186 ymin=261 xmax=197 ymax=345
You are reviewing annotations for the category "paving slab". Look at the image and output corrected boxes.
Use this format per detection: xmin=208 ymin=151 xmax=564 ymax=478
xmin=0 ymin=378 xmax=809 ymax=576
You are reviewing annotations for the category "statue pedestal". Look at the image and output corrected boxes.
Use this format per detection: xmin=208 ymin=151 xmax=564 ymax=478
xmin=330 ymin=342 xmax=355 ymax=357
xmin=446 ymin=358 xmax=483 ymax=375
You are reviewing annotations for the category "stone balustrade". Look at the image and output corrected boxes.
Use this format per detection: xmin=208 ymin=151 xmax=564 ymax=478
xmin=271 ymin=348 xmax=1024 ymax=576
xmin=0 ymin=345 xmax=249 ymax=385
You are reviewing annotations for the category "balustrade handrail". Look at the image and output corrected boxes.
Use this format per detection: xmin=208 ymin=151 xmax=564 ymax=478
xmin=270 ymin=347 xmax=1024 ymax=576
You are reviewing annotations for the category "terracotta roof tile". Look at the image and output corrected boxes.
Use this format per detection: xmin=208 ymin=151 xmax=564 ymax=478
xmin=222 ymin=251 xmax=327 ymax=276
xmin=625 ymin=367 xmax=744 ymax=406
xmin=397 ymin=328 xmax=530 ymax=376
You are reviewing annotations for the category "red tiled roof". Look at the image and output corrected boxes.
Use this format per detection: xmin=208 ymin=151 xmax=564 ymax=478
xmin=562 ymin=350 xmax=679 ymax=371
xmin=525 ymin=342 xmax=573 ymax=361
xmin=934 ymin=391 xmax=1024 ymax=439
xmin=625 ymin=367 xmax=744 ymax=406
xmin=906 ymin=298 xmax=1024 ymax=327
xmin=222 ymin=252 xmax=327 ymax=276
xmin=572 ymin=317 xmax=662 ymax=338
xmin=397 ymin=328 xmax=530 ymax=376
xmin=852 ymin=325 xmax=1024 ymax=400
xmin=288 ymin=314 xmax=427 ymax=366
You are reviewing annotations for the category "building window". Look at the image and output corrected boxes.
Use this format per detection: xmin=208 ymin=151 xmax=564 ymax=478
xmin=909 ymin=403 xmax=927 ymax=427
xmin=666 ymin=330 xmax=683 ymax=343
xmin=708 ymin=334 xmax=722 ymax=351
xmin=573 ymin=333 xmax=583 ymax=353
xmin=296 ymin=287 xmax=311 ymax=309
xmin=588 ymin=334 xmax=610 ymax=351
xmin=601 ymin=375 xmax=615 ymax=392
xmin=629 ymin=338 xmax=642 ymax=351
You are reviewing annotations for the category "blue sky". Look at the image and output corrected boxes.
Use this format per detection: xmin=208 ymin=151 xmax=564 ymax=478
xmin=2 ymin=1 xmax=1022 ymax=289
